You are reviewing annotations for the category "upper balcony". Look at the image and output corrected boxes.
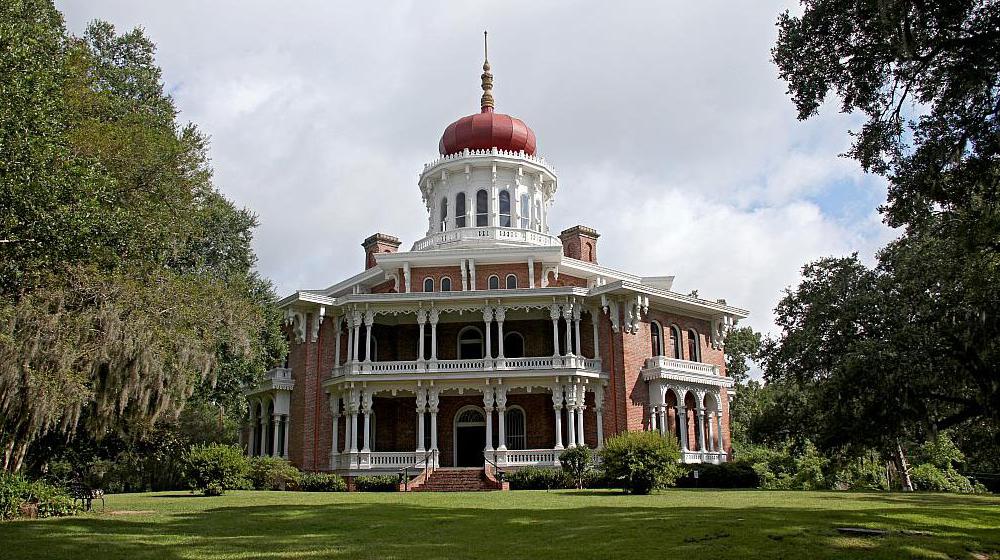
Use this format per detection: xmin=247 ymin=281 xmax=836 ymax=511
xmin=332 ymin=355 xmax=602 ymax=381
xmin=411 ymin=225 xmax=563 ymax=251
xmin=640 ymin=356 xmax=733 ymax=389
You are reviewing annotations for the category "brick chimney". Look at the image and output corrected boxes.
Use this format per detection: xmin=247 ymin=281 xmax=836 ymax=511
xmin=362 ymin=233 xmax=401 ymax=269
xmin=559 ymin=225 xmax=600 ymax=264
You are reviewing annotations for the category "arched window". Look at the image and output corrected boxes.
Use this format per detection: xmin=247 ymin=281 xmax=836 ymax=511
xmin=687 ymin=329 xmax=700 ymax=362
xmin=455 ymin=192 xmax=467 ymax=228
xmin=499 ymin=190 xmax=511 ymax=227
xmin=670 ymin=325 xmax=682 ymax=359
xmin=458 ymin=326 xmax=484 ymax=359
xmin=457 ymin=407 xmax=485 ymax=424
xmin=476 ymin=189 xmax=488 ymax=227
xmin=505 ymin=407 xmax=526 ymax=449
xmin=651 ymin=321 xmax=663 ymax=356
xmin=504 ymin=332 xmax=524 ymax=358
xmin=534 ymin=200 xmax=542 ymax=231
xmin=439 ymin=197 xmax=448 ymax=232
xmin=519 ymin=194 xmax=530 ymax=229
xmin=423 ymin=277 xmax=434 ymax=292
xmin=505 ymin=274 xmax=517 ymax=289
xmin=488 ymin=275 xmax=500 ymax=290
xmin=585 ymin=242 xmax=594 ymax=262
xmin=440 ymin=277 xmax=452 ymax=291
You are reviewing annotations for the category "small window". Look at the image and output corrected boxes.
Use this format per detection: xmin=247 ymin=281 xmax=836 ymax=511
xmin=439 ymin=197 xmax=448 ymax=232
xmin=505 ymin=407 xmax=526 ymax=449
xmin=505 ymin=274 xmax=517 ymax=289
xmin=651 ymin=322 xmax=663 ymax=356
xmin=476 ymin=189 xmax=488 ymax=227
xmin=687 ymin=329 xmax=700 ymax=362
xmin=488 ymin=275 xmax=500 ymax=290
xmin=455 ymin=193 xmax=467 ymax=228
xmin=519 ymin=194 xmax=530 ymax=229
xmin=423 ymin=278 xmax=434 ymax=292
xmin=499 ymin=190 xmax=511 ymax=227
xmin=441 ymin=277 xmax=452 ymax=291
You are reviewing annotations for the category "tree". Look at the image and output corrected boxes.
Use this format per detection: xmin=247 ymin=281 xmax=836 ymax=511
xmin=598 ymin=431 xmax=684 ymax=494
xmin=722 ymin=326 xmax=764 ymax=447
xmin=558 ymin=445 xmax=593 ymax=489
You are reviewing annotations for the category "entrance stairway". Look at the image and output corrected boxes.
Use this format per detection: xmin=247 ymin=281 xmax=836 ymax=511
xmin=412 ymin=467 xmax=499 ymax=492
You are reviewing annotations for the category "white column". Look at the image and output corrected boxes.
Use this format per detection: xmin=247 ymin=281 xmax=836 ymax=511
xmin=677 ymin=405 xmax=689 ymax=452
xmin=417 ymin=309 xmax=427 ymax=361
xmin=717 ymin=409 xmax=725 ymax=454
xmin=527 ymin=256 xmax=535 ymax=288
xmin=351 ymin=310 xmax=361 ymax=364
xmin=363 ymin=310 xmax=374 ymax=363
xmin=591 ymin=311 xmax=600 ymax=359
xmin=416 ymin=388 xmax=426 ymax=452
xmin=282 ymin=415 xmax=289 ymax=458
xmin=562 ymin=305 xmax=574 ymax=356
xmin=429 ymin=389 xmax=440 ymax=456
xmin=330 ymin=395 xmax=340 ymax=463
xmin=460 ymin=259 xmax=468 ymax=291
xmin=650 ymin=406 xmax=659 ymax=432
xmin=348 ymin=390 xmax=359 ymax=454
xmin=496 ymin=388 xmax=507 ymax=451
xmin=333 ymin=318 xmax=342 ymax=367
xmin=361 ymin=390 xmax=372 ymax=453
xmin=552 ymin=388 xmax=564 ymax=450
xmin=345 ymin=316 xmax=355 ymax=363
xmin=429 ymin=309 xmax=439 ymax=361
xmin=573 ymin=306 xmax=583 ymax=357
xmin=696 ymin=408 xmax=707 ymax=452
xmin=658 ymin=407 xmax=667 ymax=437
xmin=483 ymin=388 xmax=495 ymax=453
xmin=576 ymin=401 xmax=585 ymax=447
xmin=594 ymin=386 xmax=605 ymax=449
xmin=565 ymin=404 xmax=576 ymax=448
xmin=550 ymin=304 xmax=561 ymax=357
xmin=483 ymin=306 xmax=493 ymax=360
xmin=496 ymin=307 xmax=506 ymax=359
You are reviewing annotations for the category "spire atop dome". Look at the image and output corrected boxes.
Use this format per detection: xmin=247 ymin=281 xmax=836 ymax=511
xmin=480 ymin=30 xmax=494 ymax=113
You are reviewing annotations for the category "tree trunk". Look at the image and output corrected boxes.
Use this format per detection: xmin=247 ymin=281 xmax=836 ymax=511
xmin=896 ymin=440 xmax=913 ymax=492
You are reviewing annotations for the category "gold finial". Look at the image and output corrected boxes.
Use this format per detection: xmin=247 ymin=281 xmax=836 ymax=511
xmin=481 ymin=30 xmax=494 ymax=112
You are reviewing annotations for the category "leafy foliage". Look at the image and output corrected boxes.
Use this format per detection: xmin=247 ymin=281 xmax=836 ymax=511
xmin=353 ymin=475 xmax=398 ymax=492
xmin=506 ymin=467 xmax=567 ymax=490
xmin=598 ymin=431 xmax=683 ymax=494
xmin=184 ymin=444 xmax=250 ymax=496
xmin=0 ymin=472 xmax=79 ymax=519
xmin=558 ymin=446 xmax=593 ymax=489
xmin=298 ymin=472 xmax=347 ymax=492
xmin=247 ymin=457 xmax=301 ymax=491
xmin=677 ymin=462 xmax=760 ymax=489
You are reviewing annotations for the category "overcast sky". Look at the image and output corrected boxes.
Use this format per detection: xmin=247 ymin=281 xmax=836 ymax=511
xmin=58 ymin=1 xmax=895 ymax=337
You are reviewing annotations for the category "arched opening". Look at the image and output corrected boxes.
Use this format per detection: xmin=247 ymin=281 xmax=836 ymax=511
xmin=519 ymin=194 xmax=530 ymax=229
xmin=499 ymin=190 xmax=511 ymax=227
xmin=687 ymin=329 xmax=700 ymax=362
xmin=684 ymin=391 xmax=700 ymax=451
xmin=266 ymin=400 xmax=275 ymax=456
xmin=585 ymin=242 xmax=594 ymax=262
xmin=453 ymin=406 xmax=486 ymax=467
xmin=504 ymin=332 xmax=524 ymax=358
xmin=440 ymin=277 xmax=452 ymax=291
xmin=455 ymin=192 xmax=467 ymax=228
xmin=651 ymin=321 xmax=663 ymax=356
xmin=703 ymin=393 xmax=720 ymax=452
xmin=505 ymin=274 xmax=517 ymax=289
xmin=439 ymin=197 xmax=448 ymax=232
xmin=423 ymin=277 xmax=434 ymax=293
xmin=665 ymin=389 xmax=679 ymax=439
xmin=488 ymin=275 xmax=500 ymax=290
xmin=505 ymin=406 xmax=526 ymax=449
xmin=458 ymin=326 xmax=484 ymax=359
xmin=358 ymin=334 xmax=378 ymax=362
xmin=670 ymin=325 xmax=682 ymax=359
xmin=476 ymin=189 xmax=488 ymax=227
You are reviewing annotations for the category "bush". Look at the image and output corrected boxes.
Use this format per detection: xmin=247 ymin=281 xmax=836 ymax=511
xmin=559 ymin=446 xmax=593 ymax=489
xmin=678 ymin=461 xmax=760 ymax=488
xmin=507 ymin=466 xmax=567 ymax=490
xmin=910 ymin=463 xmax=983 ymax=494
xmin=0 ymin=473 xmax=79 ymax=520
xmin=299 ymin=472 xmax=347 ymax=492
xmin=598 ymin=431 xmax=684 ymax=494
xmin=248 ymin=456 xmax=301 ymax=491
xmin=354 ymin=475 xmax=397 ymax=492
xmin=185 ymin=444 xmax=250 ymax=495
xmin=831 ymin=451 xmax=890 ymax=491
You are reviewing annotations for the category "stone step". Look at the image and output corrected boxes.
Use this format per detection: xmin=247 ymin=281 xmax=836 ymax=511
xmin=412 ymin=468 xmax=499 ymax=492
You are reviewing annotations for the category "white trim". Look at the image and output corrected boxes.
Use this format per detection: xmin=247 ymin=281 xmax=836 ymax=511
xmin=488 ymin=274 xmax=501 ymax=290
xmin=423 ymin=277 xmax=435 ymax=293
xmin=505 ymin=274 xmax=518 ymax=289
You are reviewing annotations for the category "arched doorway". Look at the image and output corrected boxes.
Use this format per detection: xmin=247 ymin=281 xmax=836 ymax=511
xmin=453 ymin=406 xmax=486 ymax=467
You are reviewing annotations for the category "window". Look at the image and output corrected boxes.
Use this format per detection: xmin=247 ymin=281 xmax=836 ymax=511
xmin=439 ymin=197 xmax=448 ymax=232
xmin=440 ymin=277 xmax=452 ymax=291
xmin=670 ymin=326 xmax=681 ymax=359
xmin=476 ymin=189 xmax=488 ymax=227
xmin=455 ymin=193 xmax=467 ymax=228
xmin=651 ymin=322 xmax=663 ymax=356
xmin=534 ymin=200 xmax=542 ymax=231
xmin=499 ymin=190 xmax=511 ymax=227
xmin=488 ymin=275 xmax=500 ymax=290
xmin=504 ymin=332 xmax=524 ymax=358
xmin=458 ymin=327 xmax=484 ymax=359
xmin=505 ymin=407 xmax=526 ymax=449
xmin=423 ymin=277 xmax=434 ymax=292
xmin=687 ymin=329 xmax=700 ymax=362
xmin=457 ymin=408 xmax=485 ymax=424
xmin=505 ymin=274 xmax=517 ymax=289
xmin=520 ymin=194 xmax=530 ymax=229
xmin=585 ymin=242 xmax=594 ymax=262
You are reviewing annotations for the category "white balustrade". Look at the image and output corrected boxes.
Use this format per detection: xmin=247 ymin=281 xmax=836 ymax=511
xmin=331 ymin=356 xmax=602 ymax=378
xmin=644 ymin=356 xmax=718 ymax=375
xmin=505 ymin=448 xmax=562 ymax=466
xmin=412 ymin=225 xmax=562 ymax=251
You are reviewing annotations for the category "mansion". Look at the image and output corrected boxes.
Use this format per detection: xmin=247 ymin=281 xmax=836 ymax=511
xmin=245 ymin=42 xmax=747 ymax=489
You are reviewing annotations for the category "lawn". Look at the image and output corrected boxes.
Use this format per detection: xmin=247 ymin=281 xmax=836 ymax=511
xmin=1 ymin=489 xmax=998 ymax=559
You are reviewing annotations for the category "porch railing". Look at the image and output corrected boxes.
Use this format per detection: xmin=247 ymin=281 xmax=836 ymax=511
xmin=340 ymin=356 xmax=602 ymax=377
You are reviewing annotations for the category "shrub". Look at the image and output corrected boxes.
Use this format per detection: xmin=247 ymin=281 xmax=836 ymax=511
xmin=248 ymin=456 xmax=301 ymax=491
xmin=831 ymin=451 xmax=890 ymax=491
xmin=0 ymin=473 xmax=79 ymax=520
xmin=559 ymin=446 xmax=593 ymax=489
xmin=678 ymin=461 xmax=760 ymax=488
xmin=507 ymin=467 xmax=567 ymax=490
xmin=185 ymin=444 xmax=250 ymax=495
xmin=598 ymin=431 xmax=684 ymax=494
xmin=910 ymin=463 xmax=983 ymax=494
xmin=354 ymin=475 xmax=398 ymax=492
xmin=299 ymin=472 xmax=347 ymax=492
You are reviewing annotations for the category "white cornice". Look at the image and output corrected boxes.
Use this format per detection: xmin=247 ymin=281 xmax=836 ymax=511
xmin=591 ymin=280 xmax=749 ymax=319
xmin=376 ymin=245 xmax=563 ymax=267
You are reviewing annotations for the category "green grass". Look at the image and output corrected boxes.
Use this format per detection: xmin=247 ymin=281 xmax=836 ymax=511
xmin=1 ymin=489 xmax=998 ymax=559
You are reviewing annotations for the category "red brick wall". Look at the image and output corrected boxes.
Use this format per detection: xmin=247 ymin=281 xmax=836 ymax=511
xmin=474 ymin=263 xmax=530 ymax=290
xmin=550 ymin=272 xmax=588 ymax=288
xmin=409 ymin=266 xmax=463 ymax=293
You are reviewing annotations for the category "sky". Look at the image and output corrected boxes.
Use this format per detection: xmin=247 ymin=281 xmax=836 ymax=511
xmin=57 ymin=0 xmax=896 ymax=338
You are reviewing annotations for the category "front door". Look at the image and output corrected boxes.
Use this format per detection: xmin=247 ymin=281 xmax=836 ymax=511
xmin=456 ymin=426 xmax=485 ymax=467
